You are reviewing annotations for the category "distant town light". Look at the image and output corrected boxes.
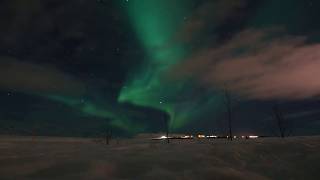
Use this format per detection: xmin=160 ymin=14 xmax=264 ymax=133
xmin=181 ymin=135 xmax=192 ymax=139
xmin=197 ymin=134 xmax=206 ymax=138
xmin=152 ymin=134 xmax=260 ymax=141
xmin=249 ymin=135 xmax=259 ymax=139
xmin=206 ymin=135 xmax=218 ymax=138
xmin=159 ymin=135 xmax=167 ymax=139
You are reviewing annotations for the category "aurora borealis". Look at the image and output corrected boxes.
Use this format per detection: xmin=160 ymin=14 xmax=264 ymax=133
xmin=118 ymin=0 xmax=223 ymax=129
xmin=1 ymin=0 xmax=320 ymax=136
xmin=118 ymin=0 xmax=191 ymax=128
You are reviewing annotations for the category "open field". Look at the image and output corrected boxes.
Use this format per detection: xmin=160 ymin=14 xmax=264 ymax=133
xmin=0 ymin=136 xmax=319 ymax=180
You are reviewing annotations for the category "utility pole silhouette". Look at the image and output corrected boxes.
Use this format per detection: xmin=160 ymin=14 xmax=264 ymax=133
xmin=272 ymin=104 xmax=286 ymax=138
xmin=165 ymin=115 xmax=170 ymax=144
xmin=224 ymin=89 xmax=233 ymax=141
xmin=105 ymin=128 xmax=112 ymax=145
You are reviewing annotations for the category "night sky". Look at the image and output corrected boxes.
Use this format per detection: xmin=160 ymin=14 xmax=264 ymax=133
xmin=1 ymin=0 xmax=320 ymax=137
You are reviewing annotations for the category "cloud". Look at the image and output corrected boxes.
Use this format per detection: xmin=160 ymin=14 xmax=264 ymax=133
xmin=173 ymin=28 xmax=320 ymax=100
xmin=0 ymin=57 xmax=85 ymax=96
xmin=178 ymin=0 xmax=249 ymax=42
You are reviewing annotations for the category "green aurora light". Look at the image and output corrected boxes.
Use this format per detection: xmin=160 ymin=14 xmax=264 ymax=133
xmin=35 ymin=1 xmax=224 ymax=134
xmin=118 ymin=0 xmax=223 ymax=130
xmin=46 ymin=95 xmax=146 ymax=134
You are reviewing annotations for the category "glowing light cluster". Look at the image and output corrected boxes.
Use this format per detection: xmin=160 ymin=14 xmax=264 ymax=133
xmin=160 ymin=135 xmax=168 ymax=139
xmin=206 ymin=135 xmax=218 ymax=138
xmin=248 ymin=135 xmax=259 ymax=139
xmin=197 ymin=134 xmax=206 ymax=138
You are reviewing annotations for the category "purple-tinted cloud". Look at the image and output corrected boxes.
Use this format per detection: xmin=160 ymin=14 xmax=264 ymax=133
xmin=173 ymin=29 xmax=320 ymax=100
xmin=0 ymin=57 xmax=85 ymax=96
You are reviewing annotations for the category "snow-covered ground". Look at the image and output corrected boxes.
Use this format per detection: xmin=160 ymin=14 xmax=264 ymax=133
xmin=0 ymin=136 xmax=319 ymax=180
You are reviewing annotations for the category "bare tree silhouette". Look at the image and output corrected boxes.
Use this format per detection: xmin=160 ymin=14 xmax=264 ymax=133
xmin=272 ymin=104 xmax=291 ymax=138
